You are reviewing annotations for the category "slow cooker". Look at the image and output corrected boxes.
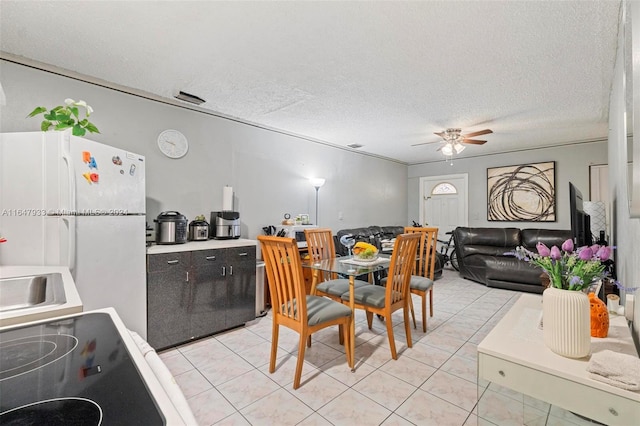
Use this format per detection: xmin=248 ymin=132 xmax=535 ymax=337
xmin=155 ymin=211 xmax=187 ymax=244
xmin=188 ymin=218 xmax=209 ymax=241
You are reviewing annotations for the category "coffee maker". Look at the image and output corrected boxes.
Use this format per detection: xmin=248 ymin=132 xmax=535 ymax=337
xmin=210 ymin=211 xmax=241 ymax=239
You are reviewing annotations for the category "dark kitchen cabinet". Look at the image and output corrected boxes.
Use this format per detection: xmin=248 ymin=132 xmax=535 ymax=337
xmin=147 ymin=244 xmax=256 ymax=350
xmin=190 ymin=250 xmax=226 ymax=340
xmin=223 ymin=246 xmax=257 ymax=327
xmin=147 ymin=252 xmax=191 ymax=350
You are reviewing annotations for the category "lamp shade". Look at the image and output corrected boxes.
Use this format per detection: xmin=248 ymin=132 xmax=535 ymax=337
xmin=441 ymin=143 xmax=454 ymax=156
xmin=454 ymin=142 xmax=466 ymax=154
xmin=310 ymin=177 xmax=326 ymax=188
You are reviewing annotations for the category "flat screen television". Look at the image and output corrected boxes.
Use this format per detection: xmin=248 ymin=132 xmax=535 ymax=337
xmin=569 ymin=182 xmax=593 ymax=247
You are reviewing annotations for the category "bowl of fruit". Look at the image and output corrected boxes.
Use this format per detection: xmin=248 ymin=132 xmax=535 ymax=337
xmin=352 ymin=242 xmax=379 ymax=262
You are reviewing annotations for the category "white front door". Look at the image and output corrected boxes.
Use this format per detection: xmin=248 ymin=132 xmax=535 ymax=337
xmin=419 ymin=174 xmax=468 ymax=237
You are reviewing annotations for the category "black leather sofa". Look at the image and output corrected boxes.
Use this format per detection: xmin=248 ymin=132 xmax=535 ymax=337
xmin=334 ymin=225 xmax=444 ymax=279
xmin=453 ymin=227 xmax=572 ymax=293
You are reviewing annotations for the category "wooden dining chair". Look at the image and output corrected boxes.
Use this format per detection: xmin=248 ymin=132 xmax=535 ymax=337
xmin=341 ymin=232 xmax=420 ymax=360
xmin=257 ymin=235 xmax=352 ymax=389
xmin=403 ymin=226 xmax=439 ymax=332
xmin=304 ymin=228 xmax=369 ymax=301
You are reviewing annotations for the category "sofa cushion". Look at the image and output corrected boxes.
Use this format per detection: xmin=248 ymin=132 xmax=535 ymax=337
xmin=381 ymin=226 xmax=404 ymax=239
xmin=459 ymin=244 xmax=515 ymax=258
xmin=483 ymin=256 xmax=545 ymax=285
xmin=455 ymin=227 xmax=521 ymax=250
xmin=521 ymin=229 xmax=572 ymax=250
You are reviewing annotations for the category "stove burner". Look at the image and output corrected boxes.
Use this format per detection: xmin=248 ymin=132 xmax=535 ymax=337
xmin=0 ymin=334 xmax=78 ymax=381
xmin=0 ymin=397 xmax=102 ymax=425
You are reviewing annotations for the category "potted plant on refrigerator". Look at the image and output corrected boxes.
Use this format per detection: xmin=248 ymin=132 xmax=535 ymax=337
xmin=27 ymin=99 xmax=99 ymax=136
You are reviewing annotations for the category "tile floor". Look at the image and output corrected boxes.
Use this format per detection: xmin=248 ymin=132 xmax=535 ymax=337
xmin=159 ymin=269 xmax=601 ymax=426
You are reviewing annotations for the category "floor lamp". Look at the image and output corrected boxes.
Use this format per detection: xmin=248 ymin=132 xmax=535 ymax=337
xmin=310 ymin=178 xmax=326 ymax=225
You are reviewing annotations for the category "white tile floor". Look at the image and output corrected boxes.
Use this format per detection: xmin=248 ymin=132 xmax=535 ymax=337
xmin=159 ymin=269 xmax=602 ymax=426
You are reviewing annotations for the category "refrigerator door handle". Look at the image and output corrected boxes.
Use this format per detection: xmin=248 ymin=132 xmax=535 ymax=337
xmin=64 ymin=216 xmax=76 ymax=272
xmin=61 ymin=136 xmax=76 ymax=272
xmin=61 ymin=136 xmax=77 ymax=212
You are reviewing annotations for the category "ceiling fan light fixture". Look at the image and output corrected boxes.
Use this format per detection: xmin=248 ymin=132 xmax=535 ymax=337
xmin=454 ymin=142 xmax=466 ymax=154
xmin=441 ymin=143 xmax=454 ymax=156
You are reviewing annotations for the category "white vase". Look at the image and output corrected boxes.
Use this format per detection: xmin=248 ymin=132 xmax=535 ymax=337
xmin=542 ymin=286 xmax=591 ymax=358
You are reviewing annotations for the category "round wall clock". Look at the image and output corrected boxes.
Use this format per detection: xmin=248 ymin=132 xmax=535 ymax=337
xmin=157 ymin=129 xmax=188 ymax=159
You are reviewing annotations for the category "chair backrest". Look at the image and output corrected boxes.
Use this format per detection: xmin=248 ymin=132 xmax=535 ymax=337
xmin=404 ymin=226 xmax=439 ymax=279
xmin=304 ymin=228 xmax=336 ymax=260
xmin=305 ymin=228 xmax=337 ymax=281
xmin=258 ymin=236 xmax=306 ymax=327
xmin=386 ymin=233 xmax=421 ymax=304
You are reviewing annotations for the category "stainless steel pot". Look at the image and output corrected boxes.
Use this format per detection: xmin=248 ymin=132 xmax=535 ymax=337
xmin=188 ymin=220 xmax=209 ymax=241
xmin=155 ymin=211 xmax=188 ymax=244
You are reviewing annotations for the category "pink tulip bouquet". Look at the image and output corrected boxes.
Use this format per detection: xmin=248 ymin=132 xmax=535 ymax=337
xmin=513 ymin=239 xmax=611 ymax=291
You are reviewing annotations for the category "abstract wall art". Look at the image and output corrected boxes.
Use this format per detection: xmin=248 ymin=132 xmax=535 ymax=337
xmin=487 ymin=161 xmax=556 ymax=221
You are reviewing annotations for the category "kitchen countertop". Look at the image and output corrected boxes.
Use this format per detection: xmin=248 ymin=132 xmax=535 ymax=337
xmin=147 ymin=238 xmax=257 ymax=254
xmin=0 ymin=265 xmax=83 ymax=327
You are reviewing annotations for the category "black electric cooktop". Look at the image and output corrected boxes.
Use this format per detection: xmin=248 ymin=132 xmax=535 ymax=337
xmin=0 ymin=313 xmax=165 ymax=425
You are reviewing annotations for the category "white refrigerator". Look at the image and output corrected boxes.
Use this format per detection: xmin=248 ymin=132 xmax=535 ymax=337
xmin=0 ymin=131 xmax=148 ymax=338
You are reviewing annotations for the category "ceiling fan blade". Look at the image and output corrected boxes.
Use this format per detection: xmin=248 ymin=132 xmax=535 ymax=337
xmin=434 ymin=132 xmax=445 ymax=137
xmin=463 ymin=129 xmax=493 ymax=138
xmin=411 ymin=140 xmax=441 ymax=147
xmin=461 ymin=139 xmax=487 ymax=145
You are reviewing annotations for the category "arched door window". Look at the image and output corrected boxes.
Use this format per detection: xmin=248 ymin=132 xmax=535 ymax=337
xmin=431 ymin=182 xmax=458 ymax=195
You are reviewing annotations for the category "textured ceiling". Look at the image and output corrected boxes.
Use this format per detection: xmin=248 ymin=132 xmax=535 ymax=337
xmin=0 ymin=1 xmax=621 ymax=164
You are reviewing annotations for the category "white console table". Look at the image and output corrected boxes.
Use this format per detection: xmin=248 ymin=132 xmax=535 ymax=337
xmin=477 ymin=294 xmax=640 ymax=425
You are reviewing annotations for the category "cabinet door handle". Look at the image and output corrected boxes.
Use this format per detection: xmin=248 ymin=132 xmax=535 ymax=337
xmin=206 ymin=256 xmax=216 ymax=261
xmin=238 ymin=252 xmax=248 ymax=256
xmin=186 ymin=271 xmax=189 ymax=282
xmin=167 ymin=260 xmax=179 ymax=265
xmin=222 ymin=266 xmax=226 ymax=276
xmin=229 ymin=265 xmax=233 ymax=276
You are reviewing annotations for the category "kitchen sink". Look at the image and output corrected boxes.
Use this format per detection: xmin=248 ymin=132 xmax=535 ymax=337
xmin=0 ymin=273 xmax=67 ymax=312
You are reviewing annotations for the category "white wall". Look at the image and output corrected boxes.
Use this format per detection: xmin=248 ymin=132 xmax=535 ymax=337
xmin=608 ymin=9 xmax=640 ymax=344
xmin=0 ymin=60 xmax=408 ymax=238
xmin=408 ymin=142 xmax=607 ymax=230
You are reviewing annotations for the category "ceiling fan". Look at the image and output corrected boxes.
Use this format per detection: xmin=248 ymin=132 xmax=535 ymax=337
xmin=412 ymin=128 xmax=493 ymax=150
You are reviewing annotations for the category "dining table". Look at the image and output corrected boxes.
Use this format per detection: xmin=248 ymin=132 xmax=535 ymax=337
xmin=301 ymin=254 xmax=392 ymax=371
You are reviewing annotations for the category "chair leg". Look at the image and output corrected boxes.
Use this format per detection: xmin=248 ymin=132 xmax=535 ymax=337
xmin=341 ymin=322 xmax=351 ymax=364
xmin=403 ymin=304 xmax=413 ymax=349
xmin=294 ymin=332 xmax=307 ymax=389
xmin=409 ymin=295 xmax=417 ymax=329
xmin=338 ymin=324 xmax=344 ymax=345
xmin=307 ymin=335 xmax=312 ymax=347
xmin=385 ymin=313 xmax=397 ymax=360
xmin=429 ymin=288 xmax=434 ymax=317
xmin=270 ymin=322 xmax=279 ymax=374
xmin=366 ymin=311 xmax=374 ymax=329
xmin=421 ymin=292 xmax=427 ymax=333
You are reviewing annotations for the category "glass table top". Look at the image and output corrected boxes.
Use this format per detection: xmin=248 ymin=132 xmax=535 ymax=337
xmin=301 ymin=254 xmax=391 ymax=276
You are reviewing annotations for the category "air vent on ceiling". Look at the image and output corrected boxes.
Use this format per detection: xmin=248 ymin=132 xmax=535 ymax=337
xmin=175 ymin=91 xmax=206 ymax=105
xmin=347 ymin=144 xmax=363 ymax=149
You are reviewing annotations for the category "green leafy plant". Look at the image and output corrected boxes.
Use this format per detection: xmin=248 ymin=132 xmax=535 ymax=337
xmin=27 ymin=99 xmax=99 ymax=136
